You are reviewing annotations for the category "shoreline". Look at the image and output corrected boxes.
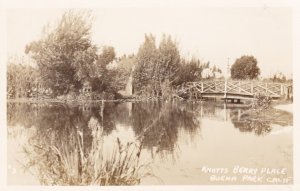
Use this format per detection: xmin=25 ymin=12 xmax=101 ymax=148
xmin=273 ymin=104 xmax=293 ymax=114
xmin=7 ymin=98 xmax=293 ymax=113
xmin=6 ymin=98 xmax=137 ymax=104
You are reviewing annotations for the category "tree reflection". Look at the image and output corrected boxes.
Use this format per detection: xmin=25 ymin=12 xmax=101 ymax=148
xmin=7 ymin=102 xmax=120 ymax=158
xmin=231 ymin=119 xmax=272 ymax=135
xmin=8 ymin=104 xmax=150 ymax=185
xmin=7 ymin=101 xmax=293 ymax=185
xmin=8 ymin=101 xmax=202 ymax=161
xmin=131 ymin=101 xmax=201 ymax=156
xmin=229 ymin=108 xmax=292 ymax=136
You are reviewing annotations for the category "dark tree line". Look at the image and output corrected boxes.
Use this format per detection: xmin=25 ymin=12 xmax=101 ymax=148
xmin=8 ymin=10 xmax=225 ymax=100
xmin=9 ymin=9 xmax=272 ymax=101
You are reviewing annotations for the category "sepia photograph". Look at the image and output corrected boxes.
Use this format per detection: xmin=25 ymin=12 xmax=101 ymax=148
xmin=1 ymin=0 xmax=299 ymax=190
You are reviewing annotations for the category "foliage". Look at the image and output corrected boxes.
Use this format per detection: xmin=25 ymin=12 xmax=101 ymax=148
xmin=133 ymin=34 xmax=224 ymax=99
xmin=210 ymin=65 xmax=223 ymax=78
xmin=19 ymin=115 xmax=150 ymax=185
xmin=20 ymin=8 xmax=226 ymax=100
xmin=133 ymin=34 xmax=182 ymax=97
xmin=107 ymin=50 xmax=136 ymax=95
xmin=251 ymin=93 xmax=272 ymax=114
xmin=156 ymin=35 xmax=181 ymax=85
xmin=7 ymin=57 xmax=39 ymax=98
xmin=16 ymin=9 xmax=241 ymax=100
xmin=265 ymin=72 xmax=291 ymax=83
xmin=25 ymin=10 xmax=98 ymax=96
xmin=231 ymin=55 xmax=260 ymax=80
xmin=90 ymin=46 xmax=116 ymax=93
xmin=173 ymin=58 xmax=213 ymax=86
xmin=133 ymin=35 xmax=180 ymax=97
xmin=98 ymin=46 xmax=116 ymax=67
xmin=133 ymin=34 xmax=158 ymax=96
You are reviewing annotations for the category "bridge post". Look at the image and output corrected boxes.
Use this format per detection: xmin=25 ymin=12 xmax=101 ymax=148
xmin=223 ymin=103 xmax=227 ymax=121
xmin=280 ymin=84 xmax=284 ymax=96
xmin=224 ymin=80 xmax=227 ymax=102
xmin=251 ymin=83 xmax=254 ymax=94
xmin=200 ymin=82 xmax=203 ymax=100
xmin=285 ymin=85 xmax=293 ymax=100
xmin=289 ymin=86 xmax=293 ymax=101
xmin=215 ymin=81 xmax=217 ymax=91
xmin=200 ymin=105 xmax=203 ymax=118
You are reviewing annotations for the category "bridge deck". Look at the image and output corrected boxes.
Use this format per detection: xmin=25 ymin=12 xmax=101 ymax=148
xmin=176 ymin=80 xmax=292 ymax=100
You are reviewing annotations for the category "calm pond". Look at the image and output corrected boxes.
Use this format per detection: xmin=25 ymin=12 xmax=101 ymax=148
xmin=7 ymin=101 xmax=293 ymax=185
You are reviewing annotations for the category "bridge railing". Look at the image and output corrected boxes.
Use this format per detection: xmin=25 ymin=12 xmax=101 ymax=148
xmin=176 ymin=80 xmax=292 ymax=99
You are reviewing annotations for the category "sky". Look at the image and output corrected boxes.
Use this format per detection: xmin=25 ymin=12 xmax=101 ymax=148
xmin=6 ymin=6 xmax=292 ymax=77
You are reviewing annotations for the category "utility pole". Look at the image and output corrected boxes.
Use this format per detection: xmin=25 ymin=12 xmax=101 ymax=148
xmin=227 ymin=57 xmax=230 ymax=79
xmin=224 ymin=57 xmax=230 ymax=102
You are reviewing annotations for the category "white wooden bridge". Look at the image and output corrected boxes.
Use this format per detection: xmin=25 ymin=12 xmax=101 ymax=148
xmin=176 ymin=80 xmax=292 ymax=101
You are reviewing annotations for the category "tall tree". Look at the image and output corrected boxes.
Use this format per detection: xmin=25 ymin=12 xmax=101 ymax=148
xmin=133 ymin=34 xmax=182 ymax=97
xmin=133 ymin=34 xmax=158 ymax=95
xmin=156 ymin=35 xmax=181 ymax=86
xmin=25 ymin=10 xmax=98 ymax=96
xmin=231 ymin=55 xmax=260 ymax=80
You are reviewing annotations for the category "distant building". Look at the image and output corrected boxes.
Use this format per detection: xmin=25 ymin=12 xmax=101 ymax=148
xmin=81 ymin=81 xmax=92 ymax=94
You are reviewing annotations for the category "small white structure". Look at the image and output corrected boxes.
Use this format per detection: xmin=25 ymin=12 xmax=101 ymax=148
xmin=81 ymin=81 xmax=92 ymax=94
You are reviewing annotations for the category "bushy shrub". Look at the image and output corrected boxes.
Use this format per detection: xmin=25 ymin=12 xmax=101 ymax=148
xmin=251 ymin=93 xmax=272 ymax=113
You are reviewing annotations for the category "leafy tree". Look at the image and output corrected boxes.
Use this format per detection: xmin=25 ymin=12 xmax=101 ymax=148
xmin=133 ymin=34 xmax=158 ymax=95
xmin=173 ymin=58 xmax=204 ymax=86
xmin=156 ymin=35 xmax=181 ymax=84
xmin=111 ymin=55 xmax=136 ymax=95
xmin=98 ymin=46 xmax=116 ymax=67
xmin=133 ymin=34 xmax=181 ymax=97
xmin=90 ymin=46 xmax=116 ymax=93
xmin=212 ymin=65 xmax=222 ymax=78
xmin=269 ymin=72 xmax=287 ymax=83
xmin=25 ymin=10 xmax=98 ymax=96
xmin=231 ymin=55 xmax=260 ymax=80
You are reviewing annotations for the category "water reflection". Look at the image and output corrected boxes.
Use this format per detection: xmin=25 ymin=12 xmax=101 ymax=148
xmin=7 ymin=101 xmax=293 ymax=185
xmin=131 ymin=102 xmax=201 ymax=153
xmin=8 ymin=104 xmax=147 ymax=185
xmin=229 ymin=108 xmax=293 ymax=136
